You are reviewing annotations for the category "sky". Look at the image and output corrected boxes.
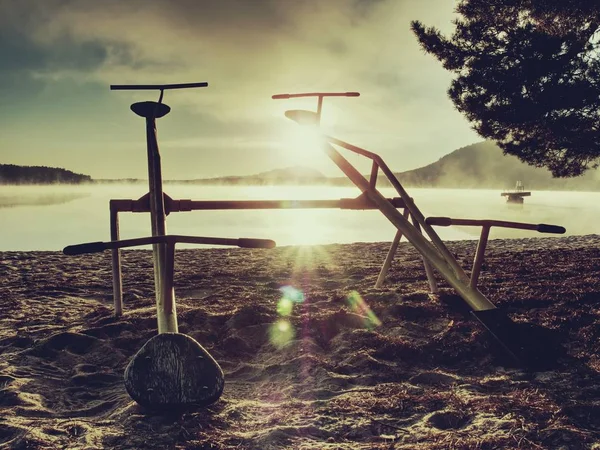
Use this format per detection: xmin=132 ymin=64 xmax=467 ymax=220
xmin=0 ymin=0 xmax=482 ymax=180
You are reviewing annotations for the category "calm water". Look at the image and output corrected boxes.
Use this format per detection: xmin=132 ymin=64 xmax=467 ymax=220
xmin=1 ymin=184 xmax=598 ymax=251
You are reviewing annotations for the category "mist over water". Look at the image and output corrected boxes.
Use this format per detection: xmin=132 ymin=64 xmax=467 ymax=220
xmin=0 ymin=188 xmax=90 ymax=208
xmin=1 ymin=184 xmax=597 ymax=251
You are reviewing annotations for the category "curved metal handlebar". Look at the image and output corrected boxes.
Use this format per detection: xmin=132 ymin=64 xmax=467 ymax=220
xmin=272 ymin=92 xmax=359 ymax=99
xmin=110 ymin=82 xmax=208 ymax=91
xmin=64 ymin=235 xmax=276 ymax=255
xmin=425 ymin=217 xmax=566 ymax=234
xmin=537 ymin=224 xmax=566 ymax=234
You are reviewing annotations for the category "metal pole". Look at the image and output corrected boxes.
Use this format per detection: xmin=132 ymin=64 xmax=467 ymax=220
xmin=316 ymin=95 xmax=324 ymax=123
xmin=375 ymin=209 xmax=409 ymax=288
xmin=470 ymin=226 xmax=491 ymax=289
xmin=369 ymin=161 xmax=379 ymax=188
xmin=144 ymin=112 xmax=178 ymax=334
xmin=160 ymin=242 xmax=176 ymax=325
xmin=110 ymin=202 xmax=123 ymax=317
xmin=411 ymin=214 xmax=439 ymax=294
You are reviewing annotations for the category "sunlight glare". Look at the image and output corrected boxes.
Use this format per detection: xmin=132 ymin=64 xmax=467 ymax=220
xmin=269 ymin=319 xmax=296 ymax=348
xmin=288 ymin=210 xmax=331 ymax=245
xmin=277 ymin=297 xmax=294 ymax=316
xmin=346 ymin=291 xmax=382 ymax=330
xmin=282 ymin=124 xmax=325 ymax=160
xmin=279 ymin=285 xmax=305 ymax=303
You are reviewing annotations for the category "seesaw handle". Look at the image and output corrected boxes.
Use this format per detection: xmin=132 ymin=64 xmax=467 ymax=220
xmin=64 ymin=236 xmax=276 ymax=255
xmin=110 ymin=82 xmax=208 ymax=90
xmin=537 ymin=224 xmax=566 ymax=234
xmin=237 ymin=238 xmax=276 ymax=249
xmin=64 ymin=242 xmax=107 ymax=255
xmin=425 ymin=217 xmax=453 ymax=227
xmin=426 ymin=217 xmax=566 ymax=234
xmin=272 ymin=92 xmax=360 ymax=99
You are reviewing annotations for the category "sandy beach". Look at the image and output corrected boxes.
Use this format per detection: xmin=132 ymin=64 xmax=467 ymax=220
xmin=1 ymin=235 xmax=600 ymax=449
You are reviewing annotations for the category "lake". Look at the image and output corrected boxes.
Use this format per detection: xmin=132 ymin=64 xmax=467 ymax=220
xmin=1 ymin=184 xmax=598 ymax=251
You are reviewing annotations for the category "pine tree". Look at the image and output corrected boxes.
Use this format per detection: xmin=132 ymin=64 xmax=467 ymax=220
xmin=411 ymin=1 xmax=600 ymax=177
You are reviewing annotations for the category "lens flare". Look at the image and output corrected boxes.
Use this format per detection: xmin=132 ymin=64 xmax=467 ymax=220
xmin=277 ymin=297 xmax=294 ymax=316
xmin=276 ymin=286 xmax=304 ymax=317
xmin=269 ymin=319 xmax=296 ymax=348
xmin=346 ymin=291 xmax=382 ymax=330
xmin=271 ymin=286 xmax=304 ymax=347
xmin=279 ymin=285 xmax=305 ymax=303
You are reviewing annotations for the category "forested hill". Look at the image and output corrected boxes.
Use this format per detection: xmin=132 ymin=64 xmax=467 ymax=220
xmin=0 ymin=164 xmax=92 ymax=184
xmin=6 ymin=142 xmax=600 ymax=189
xmin=177 ymin=166 xmax=328 ymax=185
xmin=393 ymin=141 xmax=600 ymax=190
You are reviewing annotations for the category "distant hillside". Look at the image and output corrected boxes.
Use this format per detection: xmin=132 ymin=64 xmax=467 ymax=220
xmin=64 ymin=142 xmax=600 ymax=190
xmin=322 ymin=141 xmax=600 ymax=190
xmin=0 ymin=164 xmax=92 ymax=185
xmin=167 ymin=144 xmax=600 ymax=190
xmin=177 ymin=166 xmax=328 ymax=186
xmin=393 ymin=141 xmax=600 ymax=190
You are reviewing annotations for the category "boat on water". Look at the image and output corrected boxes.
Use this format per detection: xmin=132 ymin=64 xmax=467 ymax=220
xmin=501 ymin=181 xmax=531 ymax=203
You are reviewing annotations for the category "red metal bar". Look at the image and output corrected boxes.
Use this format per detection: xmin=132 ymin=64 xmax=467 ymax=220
xmin=369 ymin=161 xmax=379 ymax=188
xmin=64 ymin=235 xmax=277 ymax=255
xmin=425 ymin=217 xmax=566 ymax=234
xmin=109 ymin=196 xmax=408 ymax=213
xmin=110 ymin=82 xmax=208 ymax=90
xmin=272 ymin=92 xmax=360 ymax=99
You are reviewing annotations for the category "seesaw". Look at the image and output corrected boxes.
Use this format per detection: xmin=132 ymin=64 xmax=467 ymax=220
xmin=63 ymin=85 xmax=566 ymax=410
xmin=99 ymin=92 xmax=418 ymax=319
xmin=63 ymin=84 xmax=416 ymax=410
xmin=272 ymin=91 xmax=566 ymax=370
xmin=106 ymin=185 xmax=411 ymax=318
xmin=64 ymin=82 xmax=276 ymax=409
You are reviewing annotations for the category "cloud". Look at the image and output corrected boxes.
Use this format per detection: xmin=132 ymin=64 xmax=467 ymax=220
xmin=1 ymin=0 xmax=451 ymax=91
xmin=0 ymin=0 xmax=481 ymax=177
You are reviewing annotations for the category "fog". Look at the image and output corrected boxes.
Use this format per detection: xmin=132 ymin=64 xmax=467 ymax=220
xmin=0 ymin=189 xmax=90 ymax=208
xmin=1 ymin=184 xmax=598 ymax=251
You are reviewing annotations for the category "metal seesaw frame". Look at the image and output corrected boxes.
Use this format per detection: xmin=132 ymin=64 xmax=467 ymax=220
xmin=104 ymin=90 xmax=418 ymax=318
xmin=273 ymin=91 xmax=566 ymax=368
xmin=107 ymin=187 xmax=410 ymax=318
xmin=62 ymin=82 xmax=277 ymax=408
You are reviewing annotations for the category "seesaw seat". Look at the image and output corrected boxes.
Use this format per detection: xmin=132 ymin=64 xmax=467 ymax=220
xmin=131 ymin=101 xmax=171 ymax=119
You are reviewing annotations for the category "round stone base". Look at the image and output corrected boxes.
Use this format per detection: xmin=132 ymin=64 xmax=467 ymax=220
xmin=124 ymin=333 xmax=224 ymax=410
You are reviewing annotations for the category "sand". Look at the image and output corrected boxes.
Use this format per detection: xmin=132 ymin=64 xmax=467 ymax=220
xmin=1 ymin=235 xmax=600 ymax=449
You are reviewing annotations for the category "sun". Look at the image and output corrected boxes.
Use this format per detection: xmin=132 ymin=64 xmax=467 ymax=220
xmin=280 ymin=122 xmax=326 ymax=159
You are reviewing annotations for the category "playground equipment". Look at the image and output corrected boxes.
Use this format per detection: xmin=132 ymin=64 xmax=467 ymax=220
xmin=62 ymin=85 xmax=415 ymax=409
xmin=96 ymin=91 xmax=412 ymax=319
xmin=63 ymin=85 xmax=566 ymax=409
xmin=272 ymin=91 xmax=565 ymax=369
xmin=106 ymin=186 xmax=410 ymax=318
xmin=63 ymin=82 xmax=277 ymax=409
